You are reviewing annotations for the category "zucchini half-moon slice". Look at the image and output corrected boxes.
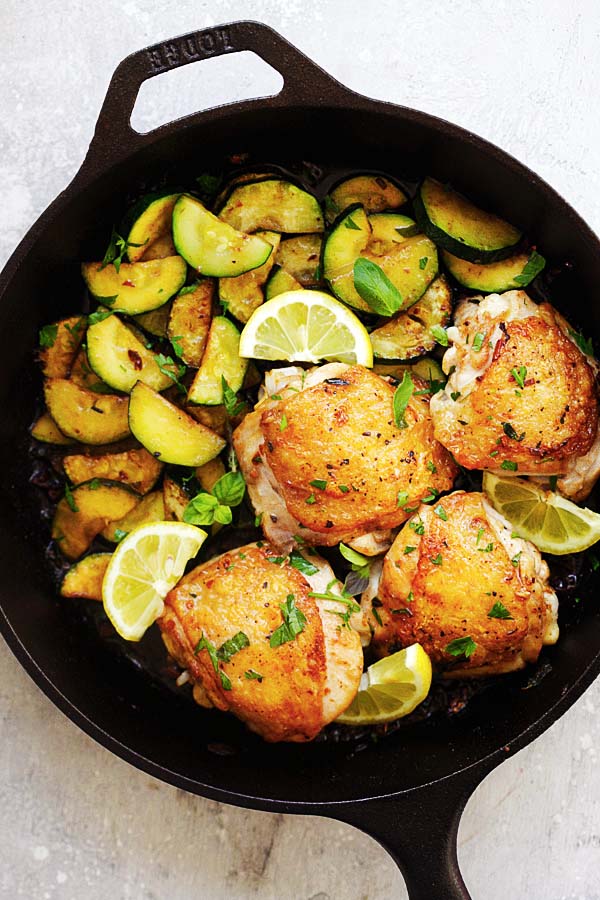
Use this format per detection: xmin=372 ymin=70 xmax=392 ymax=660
xmin=187 ymin=316 xmax=248 ymax=406
xmin=124 ymin=192 xmax=180 ymax=263
xmin=39 ymin=315 xmax=87 ymax=378
xmin=87 ymin=312 xmax=174 ymax=393
xmin=264 ymin=266 xmax=302 ymax=300
xmin=274 ymin=234 xmax=322 ymax=285
xmin=99 ymin=490 xmax=166 ymax=542
xmin=218 ymin=231 xmax=281 ymax=323
xmin=370 ymin=275 xmax=452 ymax=360
xmin=82 ymin=255 xmax=186 ymax=315
xmin=63 ymin=447 xmax=163 ymax=495
xmin=61 ymin=553 xmax=113 ymax=600
xmin=218 ymin=179 xmax=324 ymax=234
xmin=167 ymin=280 xmax=214 ymax=367
xmin=325 ymin=174 xmax=407 ymax=223
xmin=173 ymin=194 xmax=272 ymax=277
xmin=31 ymin=412 xmax=74 ymax=445
xmin=44 ymin=378 xmax=130 ymax=445
xmin=52 ymin=481 xmax=140 ymax=560
xmin=415 ymin=177 xmax=521 ymax=263
xmin=129 ymin=382 xmax=226 ymax=466
xmin=442 ymin=249 xmax=544 ymax=292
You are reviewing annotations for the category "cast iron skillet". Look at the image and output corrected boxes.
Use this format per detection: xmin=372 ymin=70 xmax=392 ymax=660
xmin=1 ymin=21 xmax=600 ymax=899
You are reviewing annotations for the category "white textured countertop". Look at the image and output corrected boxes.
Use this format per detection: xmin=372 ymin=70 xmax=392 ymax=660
xmin=1 ymin=1 xmax=600 ymax=897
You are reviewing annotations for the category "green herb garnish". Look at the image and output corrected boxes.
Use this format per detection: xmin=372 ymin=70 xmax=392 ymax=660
xmin=270 ymin=594 xmax=307 ymax=648
xmin=501 ymin=460 xmax=518 ymax=471
xmin=511 ymin=366 xmax=527 ymax=389
xmin=502 ymin=422 xmax=525 ymax=442
xmin=472 ymin=332 xmax=485 ymax=352
xmin=39 ymin=324 xmax=58 ymax=348
xmin=488 ymin=601 xmax=513 ymax=620
xmin=353 ymin=257 xmax=404 ymax=316
xmin=445 ymin=636 xmax=477 ymax=658
xmin=393 ymin=372 xmax=414 ymax=429
xmin=100 ymin=226 xmax=146 ymax=273
xmin=513 ymin=250 xmax=546 ymax=287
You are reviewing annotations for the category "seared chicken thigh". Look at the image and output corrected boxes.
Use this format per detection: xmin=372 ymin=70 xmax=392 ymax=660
xmin=430 ymin=291 xmax=599 ymax=490
xmin=233 ymin=363 xmax=457 ymax=553
xmin=365 ymin=491 xmax=558 ymax=676
xmin=158 ymin=542 xmax=363 ymax=742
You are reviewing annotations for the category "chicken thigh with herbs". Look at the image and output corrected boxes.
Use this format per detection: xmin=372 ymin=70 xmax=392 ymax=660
xmin=233 ymin=363 xmax=457 ymax=554
xmin=430 ymin=291 xmax=599 ymax=497
xmin=158 ymin=541 xmax=364 ymax=742
xmin=363 ymin=491 xmax=558 ymax=677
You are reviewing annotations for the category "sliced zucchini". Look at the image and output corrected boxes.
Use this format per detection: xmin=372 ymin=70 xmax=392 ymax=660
xmin=63 ymin=447 xmax=163 ymax=495
xmin=70 ymin=348 xmax=113 ymax=395
xmin=132 ymin=301 xmax=172 ymax=337
xmin=442 ymin=249 xmax=544 ymax=292
xmin=218 ymin=180 xmax=324 ymax=234
xmin=368 ymin=213 xmax=420 ymax=244
xmin=99 ymin=490 xmax=165 ymax=541
xmin=172 ymin=194 xmax=272 ymax=277
xmin=31 ymin=412 xmax=74 ymax=445
xmin=129 ymin=382 xmax=226 ymax=466
xmin=141 ymin=232 xmax=177 ymax=260
xmin=374 ymin=356 xmax=445 ymax=385
xmin=326 ymin=175 xmax=407 ymax=223
xmin=322 ymin=204 xmax=372 ymax=311
xmin=185 ymin=403 xmax=228 ymax=437
xmin=219 ymin=231 xmax=281 ymax=323
xmin=415 ymin=177 xmax=522 ymax=263
xmin=214 ymin=170 xmax=282 ymax=208
xmin=187 ymin=316 xmax=248 ymax=405
xmin=163 ymin=475 xmax=191 ymax=522
xmin=52 ymin=481 xmax=139 ymax=560
xmin=39 ymin=315 xmax=86 ymax=378
xmin=124 ymin=192 xmax=180 ymax=263
xmin=264 ymin=266 xmax=302 ymax=300
xmin=196 ymin=457 xmax=226 ymax=493
xmin=82 ymin=256 xmax=186 ymax=315
xmin=274 ymin=234 xmax=322 ymax=285
xmin=44 ymin=378 xmax=130 ymax=445
xmin=323 ymin=206 xmax=437 ymax=312
xmin=370 ymin=275 xmax=452 ymax=360
xmin=167 ymin=280 xmax=214 ymax=367
xmin=87 ymin=312 xmax=173 ymax=393
xmin=60 ymin=553 xmax=112 ymax=600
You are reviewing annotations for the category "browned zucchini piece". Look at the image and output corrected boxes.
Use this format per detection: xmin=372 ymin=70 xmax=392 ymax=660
xmin=44 ymin=378 xmax=130 ymax=445
xmin=86 ymin=312 xmax=173 ymax=393
xmin=70 ymin=349 xmax=112 ymax=394
xmin=218 ymin=231 xmax=281 ymax=323
xmin=39 ymin=315 xmax=86 ymax=378
xmin=99 ymin=490 xmax=165 ymax=541
xmin=63 ymin=447 xmax=163 ymax=495
xmin=369 ymin=276 xmax=453 ymax=360
xmin=218 ymin=179 xmax=324 ymax=234
xmin=163 ymin=475 xmax=191 ymax=521
xmin=195 ymin=457 xmax=226 ymax=492
xmin=31 ymin=412 xmax=74 ymax=445
xmin=185 ymin=404 xmax=228 ymax=437
xmin=82 ymin=256 xmax=186 ymax=315
xmin=52 ymin=481 xmax=139 ymax=559
xmin=128 ymin=382 xmax=226 ymax=466
xmin=133 ymin=301 xmax=172 ymax=337
xmin=60 ymin=553 xmax=112 ymax=600
xmin=126 ymin=193 xmax=180 ymax=263
xmin=141 ymin=233 xmax=177 ymax=260
xmin=167 ymin=281 xmax=214 ymax=367
xmin=274 ymin=235 xmax=322 ymax=285
xmin=326 ymin=175 xmax=407 ymax=223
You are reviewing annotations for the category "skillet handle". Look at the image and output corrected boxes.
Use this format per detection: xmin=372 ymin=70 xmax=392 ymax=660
xmin=83 ymin=20 xmax=348 ymax=169
xmin=330 ymin=767 xmax=492 ymax=899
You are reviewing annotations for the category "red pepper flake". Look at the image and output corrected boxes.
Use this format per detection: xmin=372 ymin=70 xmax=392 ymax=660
xmin=128 ymin=349 xmax=143 ymax=370
xmin=122 ymin=279 xmax=135 ymax=287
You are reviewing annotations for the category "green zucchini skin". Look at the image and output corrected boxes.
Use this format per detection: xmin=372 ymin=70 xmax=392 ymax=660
xmin=218 ymin=179 xmax=324 ymax=234
xmin=124 ymin=192 xmax=180 ymax=263
xmin=442 ymin=249 xmax=544 ymax=292
xmin=82 ymin=256 xmax=187 ymax=315
xmin=325 ymin=174 xmax=407 ymax=223
xmin=187 ymin=316 xmax=248 ymax=405
xmin=414 ymin=178 xmax=522 ymax=264
xmin=264 ymin=266 xmax=302 ymax=300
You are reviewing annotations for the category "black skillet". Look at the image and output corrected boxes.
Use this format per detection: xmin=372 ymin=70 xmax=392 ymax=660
xmin=1 ymin=21 xmax=599 ymax=899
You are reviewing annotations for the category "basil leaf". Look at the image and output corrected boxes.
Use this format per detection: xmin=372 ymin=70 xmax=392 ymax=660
xmin=513 ymin=250 xmax=546 ymax=287
xmin=353 ymin=257 xmax=404 ymax=316
xmin=183 ymin=493 xmax=219 ymax=526
xmin=213 ymin=504 xmax=233 ymax=525
xmin=213 ymin=471 xmax=246 ymax=507
xmin=288 ymin=550 xmax=319 ymax=576
xmin=393 ymin=372 xmax=414 ymax=429
xmin=39 ymin=324 xmax=58 ymax=348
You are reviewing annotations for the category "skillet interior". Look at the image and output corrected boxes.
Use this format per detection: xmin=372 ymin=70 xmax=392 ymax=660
xmin=2 ymin=101 xmax=600 ymax=808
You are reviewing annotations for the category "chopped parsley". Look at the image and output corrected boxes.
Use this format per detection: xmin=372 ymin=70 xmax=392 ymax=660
xmin=178 ymin=281 xmax=200 ymax=296
xmin=154 ymin=353 xmax=187 ymax=394
xmin=409 ymin=517 xmax=425 ymax=535
xmin=513 ymin=249 xmax=546 ymax=287
xmin=434 ymin=505 xmax=448 ymax=522
xmin=88 ymin=308 xmax=115 ymax=326
xmin=569 ymin=329 xmax=593 ymax=355
xmin=288 ymin=550 xmax=319 ymax=576
xmin=393 ymin=372 xmax=414 ymax=429
xmin=419 ymin=256 xmax=428 ymax=270
xmin=309 ymin=479 xmax=327 ymax=491
xmin=221 ymin=376 xmax=246 ymax=417
xmin=245 ymin=669 xmax=263 ymax=682
xmin=305 ymin=493 xmax=317 ymax=505
xmin=64 ymin=482 xmax=78 ymax=513
xmin=194 ymin=633 xmax=235 ymax=691
xmin=431 ymin=325 xmax=449 ymax=347
xmin=511 ymin=366 xmax=527 ymax=389
xmin=113 ymin=528 xmax=129 ymax=542
xmin=39 ymin=323 xmax=58 ymax=348
xmin=445 ymin=636 xmax=477 ymax=658
xmin=100 ymin=226 xmax=146 ymax=273
xmin=450 ymin=391 xmax=461 ymax=402
xmin=472 ymin=332 xmax=485 ymax=352
xmin=501 ymin=460 xmax=518 ymax=471
xmin=270 ymin=594 xmax=307 ymax=647
xmin=403 ymin=545 xmax=416 ymax=554
xmin=430 ymin=553 xmax=443 ymax=566
xmin=477 ymin=542 xmax=494 ymax=553
xmin=511 ymin=551 xmax=522 ymax=567
xmin=427 ymin=460 xmax=437 ymax=474
xmin=502 ymin=422 xmax=525 ymax=442
xmin=421 ymin=488 xmax=439 ymax=504
xmin=397 ymin=490 xmax=409 ymax=508
xmin=488 ymin=601 xmax=513 ymax=620
xmin=308 ymin=587 xmax=360 ymax=628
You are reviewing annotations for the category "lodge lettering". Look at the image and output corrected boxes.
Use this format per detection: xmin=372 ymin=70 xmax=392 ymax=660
xmin=146 ymin=27 xmax=234 ymax=74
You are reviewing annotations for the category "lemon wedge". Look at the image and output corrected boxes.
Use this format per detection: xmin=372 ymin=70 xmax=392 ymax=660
xmin=102 ymin=522 xmax=207 ymax=641
xmin=483 ymin=472 xmax=600 ymax=555
xmin=337 ymin=643 xmax=432 ymax=725
xmin=238 ymin=289 xmax=373 ymax=366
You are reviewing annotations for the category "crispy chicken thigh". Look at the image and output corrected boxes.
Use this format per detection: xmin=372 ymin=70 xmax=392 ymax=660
xmin=158 ymin=542 xmax=363 ymax=742
xmin=233 ymin=363 xmax=457 ymax=553
xmin=364 ymin=491 xmax=558 ymax=677
xmin=430 ymin=291 xmax=599 ymax=491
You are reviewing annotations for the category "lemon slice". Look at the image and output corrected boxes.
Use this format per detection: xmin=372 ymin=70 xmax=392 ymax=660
xmin=102 ymin=522 xmax=207 ymax=641
xmin=483 ymin=472 xmax=600 ymax=555
xmin=337 ymin=643 xmax=432 ymax=725
xmin=238 ymin=289 xmax=373 ymax=366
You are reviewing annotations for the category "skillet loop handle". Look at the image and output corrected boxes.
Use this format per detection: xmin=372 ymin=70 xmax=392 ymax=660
xmin=331 ymin=771 xmax=487 ymax=900
xmin=84 ymin=20 xmax=345 ymax=168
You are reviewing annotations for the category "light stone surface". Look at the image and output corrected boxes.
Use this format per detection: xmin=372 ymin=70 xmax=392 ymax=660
xmin=2 ymin=0 xmax=600 ymax=897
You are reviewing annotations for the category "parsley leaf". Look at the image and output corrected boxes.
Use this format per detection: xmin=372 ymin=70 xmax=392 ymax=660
xmin=245 ymin=669 xmax=263 ymax=682
xmin=113 ymin=528 xmax=129 ymax=542
xmin=308 ymin=587 xmax=360 ymax=627
xmin=221 ymin=376 xmax=246 ymax=417
xmin=430 ymin=553 xmax=443 ymax=566
xmin=488 ymin=601 xmax=513 ymax=620
xmin=419 ymin=256 xmax=428 ymax=270
xmin=196 ymin=172 xmax=223 ymax=201
xmin=501 ymin=460 xmax=518 ymax=471
xmin=513 ymin=249 xmax=546 ymax=287
xmin=154 ymin=353 xmax=187 ymax=394
xmin=472 ymin=332 xmax=485 ymax=352
xmin=393 ymin=372 xmax=414 ymax=429
xmin=309 ymin=479 xmax=327 ymax=491
xmin=288 ymin=550 xmax=319 ymax=576
xmin=434 ymin=504 xmax=448 ymax=521
xmin=170 ymin=335 xmax=185 ymax=359
xmin=569 ymin=329 xmax=594 ymax=356
xmin=270 ymin=594 xmax=307 ymax=648
xmin=64 ymin=483 xmax=78 ymax=512
xmin=100 ymin=226 xmax=146 ymax=273
xmin=194 ymin=633 xmax=232 ymax=690
xmin=217 ymin=631 xmax=250 ymax=663
xmin=445 ymin=636 xmax=477 ymax=658
xmin=178 ymin=282 xmax=200 ymax=296
xmin=431 ymin=324 xmax=449 ymax=347
xmin=87 ymin=308 xmax=115 ymax=326
xmin=353 ymin=257 xmax=404 ymax=316
xmin=39 ymin=324 xmax=58 ymax=348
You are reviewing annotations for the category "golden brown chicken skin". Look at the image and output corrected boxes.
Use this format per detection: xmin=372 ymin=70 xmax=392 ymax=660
xmin=233 ymin=364 xmax=457 ymax=552
xmin=430 ymin=291 xmax=599 ymax=478
xmin=158 ymin=542 xmax=363 ymax=742
xmin=365 ymin=491 xmax=558 ymax=677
